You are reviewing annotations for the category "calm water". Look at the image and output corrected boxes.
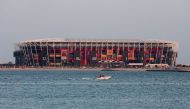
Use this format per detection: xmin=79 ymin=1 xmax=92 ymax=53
xmin=0 ymin=70 xmax=190 ymax=109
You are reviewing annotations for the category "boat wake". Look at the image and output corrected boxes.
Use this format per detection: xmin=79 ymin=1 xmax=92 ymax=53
xmin=81 ymin=77 xmax=93 ymax=80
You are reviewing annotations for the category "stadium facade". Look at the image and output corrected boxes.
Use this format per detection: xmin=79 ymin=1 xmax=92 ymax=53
xmin=13 ymin=38 xmax=178 ymax=67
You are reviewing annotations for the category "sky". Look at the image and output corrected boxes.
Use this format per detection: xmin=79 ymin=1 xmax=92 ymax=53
xmin=0 ymin=0 xmax=190 ymax=64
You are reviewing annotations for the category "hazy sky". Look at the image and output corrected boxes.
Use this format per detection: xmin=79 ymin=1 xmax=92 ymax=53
xmin=0 ymin=0 xmax=190 ymax=64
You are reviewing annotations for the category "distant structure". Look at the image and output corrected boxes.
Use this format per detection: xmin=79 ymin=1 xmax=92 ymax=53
xmin=13 ymin=38 xmax=178 ymax=68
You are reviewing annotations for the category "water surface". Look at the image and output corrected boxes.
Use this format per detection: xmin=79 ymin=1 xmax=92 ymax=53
xmin=0 ymin=70 xmax=190 ymax=109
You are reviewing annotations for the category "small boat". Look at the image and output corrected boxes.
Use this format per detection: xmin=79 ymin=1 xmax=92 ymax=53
xmin=96 ymin=75 xmax=111 ymax=80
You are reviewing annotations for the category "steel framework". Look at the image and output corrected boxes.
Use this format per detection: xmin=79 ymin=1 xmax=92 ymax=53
xmin=14 ymin=38 xmax=178 ymax=67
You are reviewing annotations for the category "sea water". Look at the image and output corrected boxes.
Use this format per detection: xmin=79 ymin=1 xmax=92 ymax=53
xmin=0 ymin=70 xmax=190 ymax=109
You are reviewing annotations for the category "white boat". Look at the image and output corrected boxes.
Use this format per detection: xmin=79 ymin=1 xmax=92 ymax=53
xmin=96 ymin=75 xmax=111 ymax=80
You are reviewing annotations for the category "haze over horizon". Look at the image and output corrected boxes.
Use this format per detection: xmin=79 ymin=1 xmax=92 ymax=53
xmin=0 ymin=0 xmax=189 ymax=64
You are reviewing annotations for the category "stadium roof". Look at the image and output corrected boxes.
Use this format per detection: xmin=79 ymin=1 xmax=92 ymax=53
xmin=19 ymin=38 xmax=177 ymax=44
xmin=16 ymin=38 xmax=179 ymax=52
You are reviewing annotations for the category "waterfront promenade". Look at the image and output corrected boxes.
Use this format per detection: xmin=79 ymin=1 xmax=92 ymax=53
xmin=0 ymin=67 xmax=147 ymax=71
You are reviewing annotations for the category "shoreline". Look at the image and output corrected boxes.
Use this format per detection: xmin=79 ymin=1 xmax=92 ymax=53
xmin=0 ymin=67 xmax=190 ymax=72
xmin=0 ymin=67 xmax=147 ymax=71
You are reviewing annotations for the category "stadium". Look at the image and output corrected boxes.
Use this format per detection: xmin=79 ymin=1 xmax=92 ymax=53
xmin=13 ymin=38 xmax=178 ymax=68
